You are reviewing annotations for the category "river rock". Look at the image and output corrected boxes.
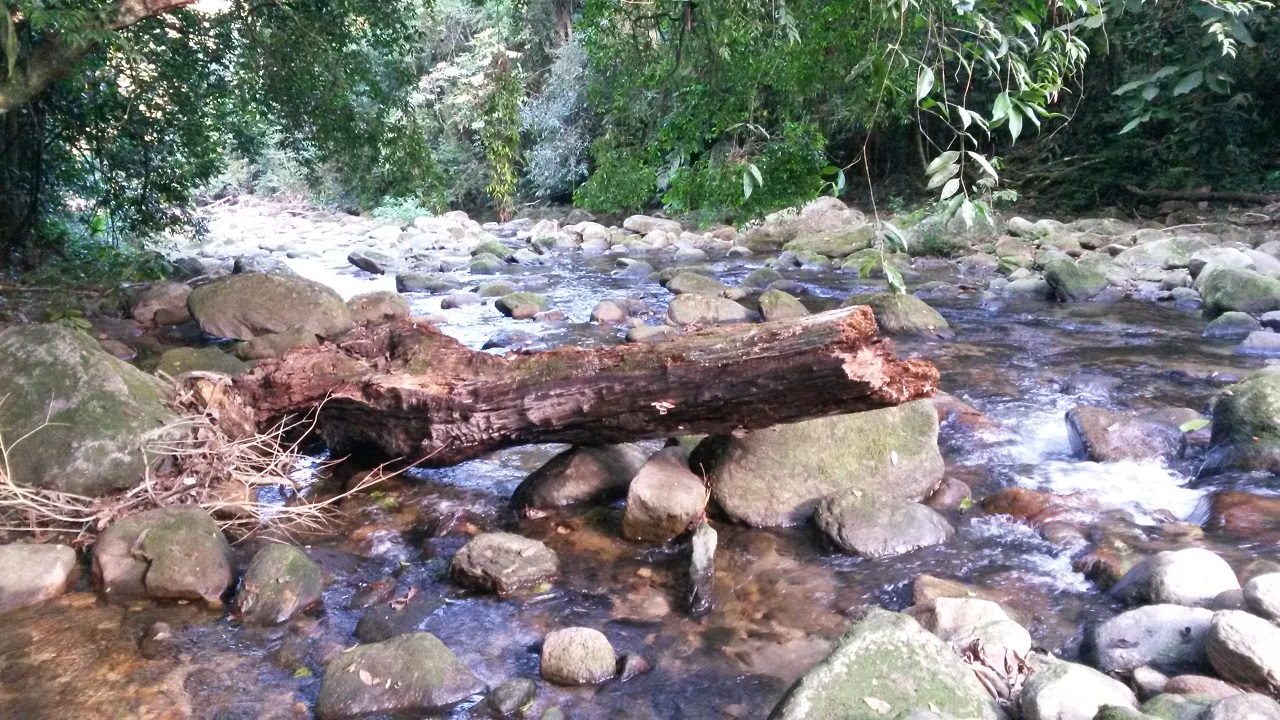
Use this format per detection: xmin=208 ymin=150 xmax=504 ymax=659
xmin=1243 ymin=573 xmax=1280 ymax=621
xmin=0 ymin=324 xmax=180 ymax=496
xmin=757 ymin=289 xmax=809 ymax=321
xmin=1021 ymin=656 xmax=1138 ymax=720
xmin=665 ymin=272 xmax=733 ymax=297
xmin=1163 ymin=675 xmax=1243 ymax=700
xmin=93 ymin=507 xmax=232 ymax=602
xmin=1112 ymin=548 xmax=1240 ymax=608
xmin=0 ymin=543 xmax=78 ymax=613
xmin=1114 ymin=237 xmax=1211 ymax=273
xmin=540 ymin=627 xmax=616 ymax=685
xmin=743 ymin=267 xmax=785 ymax=288
xmin=495 ymin=292 xmax=549 ymax=319
xmin=316 ymin=633 xmax=484 ymax=720
xmin=1044 ymin=257 xmax=1109 ymax=301
xmin=131 ymin=282 xmax=193 ymax=326
xmin=396 ymin=272 xmax=462 ymax=293
xmin=621 ymin=448 xmax=707 ymax=543
xmin=782 ymin=226 xmax=876 ymax=259
xmin=590 ymin=300 xmax=627 ymax=324
xmin=1205 ymin=610 xmax=1280 ymax=692
xmin=355 ymin=593 xmax=445 ymax=643
xmin=843 ymin=292 xmax=952 ymax=339
xmin=769 ymin=609 xmax=1004 ymax=719
xmin=449 ymin=533 xmax=558 ymax=594
xmin=510 ymin=444 xmax=648 ymax=512
xmin=470 ymin=253 xmax=505 ymax=274
xmin=1204 ymin=694 xmax=1280 ymax=720
xmin=347 ymin=291 xmax=409 ymax=325
xmin=814 ymin=490 xmax=954 ymax=558
xmin=1205 ymin=312 xmax=1263 ymax=339
xmin=237 ymin=543 xmax=324 ymax=626
xmin=471 ymin=238 xmax=513 ymax=260
xmin=1200 ymin=267 xmax=1280 ymax=317
xmin=687 ymin=521 xmax=716 ymax=618
xmin=488 ymin=678 xmax=537 ymax=717
xmin=693 ymin=400 xmax=944 ymax=527
xmin=743 ymin=196 xmax=862 ymax=251
xmin=1092 ymin=604 xmax=1213 ymax=675
xmin=1065 ymin=406 xmax=1184 ymax=462
xmin=666 ymin=294 xmax=753 ymax=326
xmin=1202 ymin=372 xmax=1280 ymax=475
xmin=1139 ymin=693 xmax=1211 ymax=720
xmin=1237 ymin=331 xmax=1280 ymax=357
xmin=188 ymin=272 xmax=352 ymax=340
xmin=347 ymin=248 xmax=397 ymax=274
xmin=908 ymin=597 xmax=1031 ymax=660
xmin=623 ymin=215 xmax=681 ymax=235
xmin=235 ymin=326 xmax=318 ymax=360
xmin=155 ymin=346 xmax=250 ymax=377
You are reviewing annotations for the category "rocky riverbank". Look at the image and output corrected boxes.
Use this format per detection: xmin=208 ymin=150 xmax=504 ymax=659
xmin=1 ymin=196 xmax=1280 ymax=718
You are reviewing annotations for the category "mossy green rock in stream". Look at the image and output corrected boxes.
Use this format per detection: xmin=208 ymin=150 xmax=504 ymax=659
xmin=237 ymin=543 xmax=324 ymax=626
xmin=0 ymin=324 xmax=180 ymax=496
xmin=154 ymin=346 xmax=251 ymax=378
xmin=782 ymin=226 xmax=876 ymax=259
xmin=843 ymin=293 xmax=952 ymax=339
xmin=1199 ymin=267 xmax=1280 ymax=317
xmin=187 ymin=272 xmax=352 ymax=340
xmin=1113 ymin=237 xmax=1212 ymax=272
xmin=93 ymin=507 xmax=232 ymax=602
xmin=396 ymin=272 xmax=462 ymax=294
xmin=768 ymin=609 xmax=1004 ymax=719
xmin=758 ymin=289 xmax=809 ymax=321
xmin=692 ymin=400 xmax=944 ymax=527
xmin=471 ymin=238 xmax=513 ymax=259
xmin=495 ymin=292 xmax=549 ymax=319
xmin=1043 ymin=257 xmax=1109 ymax=302
xmin=665 ymin=271 xmax=732 ymax=296
xmin=235 ymin=326 xmax=318 ymax=361
xmin=1140 ymin=693 xmax=1212 ymax=720
xmin=1202 ymin=371 xmax=1280 ymax=475
xmin=316 ymin=633 xmax=484 ymax=720
xmin=469 ymin=252 xmax=506 ymax=274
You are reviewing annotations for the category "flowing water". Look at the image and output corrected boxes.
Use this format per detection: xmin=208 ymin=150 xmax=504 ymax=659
xmin=2 ymin=208 xmax=1279 ymax=719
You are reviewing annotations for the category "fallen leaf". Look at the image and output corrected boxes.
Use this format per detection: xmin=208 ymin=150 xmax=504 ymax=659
xmin=863 ymin=697 xmax=892 ymax=713
xmin=359 ymin=669 xmax=374 ymax=685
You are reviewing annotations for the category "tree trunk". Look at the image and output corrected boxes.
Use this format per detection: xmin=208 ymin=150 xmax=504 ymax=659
xmin=193 ymin=306 xmax=939 ymax=467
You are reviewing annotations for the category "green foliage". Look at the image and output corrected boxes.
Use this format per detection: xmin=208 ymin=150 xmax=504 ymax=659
xmin=522 ymin=38 xmax=590 ymax=199
xmin=573 ymin=142 xmax=657 ymax=214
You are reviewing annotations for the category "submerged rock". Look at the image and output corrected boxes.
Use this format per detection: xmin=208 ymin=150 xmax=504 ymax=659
xmin=769 ymin=609 xmax=1005 ymax=719
xmin=0 ymin=543 xmax=79 ymax=614
xmin=540 ymin=627 xmax=616 ymax=686
xmin=813 ymin=490 xmax=953 ymax=558
xmin=1204 ymin=312 xmax=1262 ymax=340
xmin=488 ymin=678 xmax=537 ymax=717
xmin=93 ymin=507 xmax=232 ymax=603
xmin=0 ymin=324 xmax=180 ymax=496
xmin=449 ymin=532 xmax=558 ymax=594
xmin=693 ymin=400 xmax=944 ymax=527
xmin=237 ymin=543 xmax=324 ymax=626
xmin=510 ymin=444 xmax=648 ymax=513
xmin=316 ymin=633 xmax=483 ymax=720
xmin=187 ymin=272 xmax=352 ymax=340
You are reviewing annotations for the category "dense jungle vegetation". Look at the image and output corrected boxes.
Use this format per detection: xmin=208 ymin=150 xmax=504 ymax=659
xmin=0 ymin=0 xmax=1277 ymax=278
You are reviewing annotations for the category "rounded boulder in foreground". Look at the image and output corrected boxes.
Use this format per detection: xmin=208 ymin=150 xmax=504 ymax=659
xmin=540 ymin=628 xmax=616 ymax=686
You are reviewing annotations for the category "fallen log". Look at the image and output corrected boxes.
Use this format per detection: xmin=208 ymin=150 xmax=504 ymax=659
xmin=189 ymin=305 xmax=939 ymax=467
xmin=1125 ymin=185 xmax=1280 ymax=206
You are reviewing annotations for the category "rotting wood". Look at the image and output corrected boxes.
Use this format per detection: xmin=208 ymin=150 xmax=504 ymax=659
xmin=185 ymin=305 xmax=940 ymax=467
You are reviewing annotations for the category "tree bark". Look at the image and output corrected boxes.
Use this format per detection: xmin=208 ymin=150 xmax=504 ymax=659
xmin=192 ymin=305 xmax=940 ymax=467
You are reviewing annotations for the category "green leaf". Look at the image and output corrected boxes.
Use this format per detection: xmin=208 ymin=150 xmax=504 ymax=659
xmin=293 ymin=667 xmax=313 ymax=678
xmin=992 ymin=92 xmax=1013 ymax=122
xmin=743 ymin=170 xmax=754 ymax=200
xmin=1142 ymin=84 xmax=1160 ymax=101
xmin=1007 ymin=108 xmax=1023 ymax=142
xmin=749 ymin=163 xmax=763 ymax=186
xmin=1119 ymin=116 xmax=1144 ymax=134
xmin=916 ymin=65 xmax=935 ymax=101
xmin=1151 ymin=65 xmax=1180 ymax=81
xmin=1113 ymin=80 xmax=1146 ymax=96
xmin=966 ymin=151 xmax=998 ymax=181
xmin=884 ymin=264 xmax=906 ymax=295
xmin=940 ymin=177 xmax=961 ymax=200
xmin=1173 ymin=70 xmax=1204 ymax=96
xmin=926 ymin=163 xmax=960 ymax=189
xmin=1179 ymin=418 xmax=1210 ymax=433
xmin=925 ymin=151 xmax=961 ymax=176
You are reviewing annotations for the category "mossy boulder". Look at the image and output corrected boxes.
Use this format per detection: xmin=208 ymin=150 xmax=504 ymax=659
xmin=396 ymin=272 xmax=462 ymax=294
xmin=469 ymin=252 xmax=506 ymax=274
xmin=814 ymin=490 xmax=954 ymax=558
xmin=840 ymin=249 xmax=912 ymax=279
xmin=1114 ymin=237 xmax=1211 ymax=272
xmin=347 ymin=291 xmax=410 ymax=326
xmin=0 ymin=324 xmax=179 ymax=496
xmin=1202 ymin=371 xmax=1280 ymax=476
xmin=692 ymin=400 xmax=944 ymax=527
xmin=235 ymin=326 xmax=318 ymax=361
xmin=1199 ymin=267 xmax=1280 ymax=318
xmin=666 ymin=295 xmax=754 ymax=326
xmin=1043 ymin=257 xmax=1109 ymax=302
xmin=843 ymin=292 xmax=952 ymax=339
xmin=93 ymin=507 xmax=232 ymax=602
xmin=471 ymin=238 xmax=514 ymax=260
xmin=769 ymin=609 xmax=1005 ymax=719
xmin=187 ymin=272 xmax=352 ymax=340
xmin=495 ymin=292 xmax=549 ymax=320
xmin=758 ymin=289 xmax=809 ymax=321
xmin=782 ymin=226 xmax=876 ymax=259
xmin=154 ymin=346 xmax=250 ymax=378
xmin=665 ymin=272 xmax=732 ymax=297
xmin=237 ymin=543 xmax=324 ymax=626
xmin=316 ymin=633 xmax=484 ymax=720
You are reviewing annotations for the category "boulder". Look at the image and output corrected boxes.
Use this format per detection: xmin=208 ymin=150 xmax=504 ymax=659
xmin=93 ymin=507 xmax=232 ymax=603
xmin=1114 ymin=237 xmax=1211 ymax=273
xmin=154 ymin=347 xmax=250 ymax=378
xmin=187 ymin=273 xmax=352 ymax=340
xmin=449 ymin=533 xmax=558 ymax=594
xmin=1112 ymin=549 xmax=1240 ymax=608
xmin=757 ymin=289 xmax=809 ymax=321
xmin=131 ymin=282 xmax=193 ymax=326
xmin=843 ymin=293 xmax=952 ymax=339
xmin=237 ymin=543 xmax=324 ymax=626
xmin=540 ymin=627 xmax=616 ymax=686
xmin=1200 ymin=267 xmax=1280 ymax=317
xmin=1092 ymin=605 xmax=1214 ymax=675
xmin=666 ymin=295 xmax=753 ymax=326
xmin=908 ymin=597 xmax=1031 ymax=661
xmin=743 ymin=267 xmax=785 ymax=289
xmin=1065 ymin=406 xmax=1184 ymax=462
xmin=693 ymin=400 xmax=944 ymax=527
xmin=621 ymin=448 xmax=707 ymax=543
xmin=488 ymin=678 xmax=537 ymax=717
xmin=396 ymin=272 xmax=462 ymax=294
xmin=1164 ymin=675 xmax=1244 ymax=700
xmin=1237 ymin=331 xmax=1280 ymax=357
xmin=495 ymin=292 xmax=549 ymax=320
xmin=1243 ymin=573 xmax=1280 ymax=621
xmin=347 ymin=248 xmax=397 ymax=275
xmin=743 ymin=197 xmax=861 ymax=252
xmin=316 ymin=633 xmax=484 ymax=720
xmin=623 ymin=215 xmax=681 ymax=235
xmin=471 ymin=239 xmax=514 ymax=260
xmin=1201 ymin=372 xmax=1280 ymax=475
xmin=1044 ymin=257 xmax=1109 ymax=302
xmin=1205 ymin=610 xmax=1280 ymax=693
xmin=665 ymin=272 xmax=734 ymax=297
xmin=590 ymin=300 xmax=627 ymax=324
xmin=1204 ymin=694 xmax=1280 ymax=720
xmin=1191 ymin=248 xmax=1256 ymax=279
xmin=814 ymin=490 xmax=953 ymax=558
xmin=510 ymin=444 xmax=648 ymax=512
xmin=0 ymin=324 xmax=180 ymax=496
xmin=0 ymin=543 xmax=79 ymax=613
xmin=355 ymin=593 xmax=444 ymax=643
xmin=470 ymin=253 xmax=506 ymax=274
xmin=782 ymin=226 xmax=876 ymax=259
xmin=347 ymin=291 xmax=410 ymax=326
xmin=1020 ymin=657 xmax=1138 ymax=720
xmin=235 ymin=326 xmax=318 ymax=361
xmin=1204 ymin=312 xmax=1262 ymax=340
xmin=769 ymin=609 xmax=1005 ymax=719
